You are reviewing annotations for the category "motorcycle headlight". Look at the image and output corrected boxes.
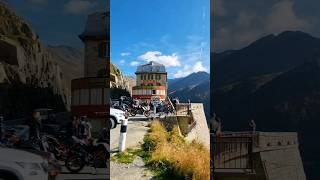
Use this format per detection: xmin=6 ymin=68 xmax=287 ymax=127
xmin=15 ymin=162 xmax=42 ymax=171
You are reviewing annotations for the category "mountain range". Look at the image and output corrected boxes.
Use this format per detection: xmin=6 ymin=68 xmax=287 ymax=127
xmin=213 ymin=30 xmax=320 ymax=180
xmin=168 ymin=71 xmax=210 ymax=118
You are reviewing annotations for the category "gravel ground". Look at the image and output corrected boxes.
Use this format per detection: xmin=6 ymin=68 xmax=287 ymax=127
xmin=111 ymin=119 xmax=153 ymax=180
xmin=110 ymin=156 xmax=153 ymax=180
xmin=110 ymin=119 xmax=150 ymax=152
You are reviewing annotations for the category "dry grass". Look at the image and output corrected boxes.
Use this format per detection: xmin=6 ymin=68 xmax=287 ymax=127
xmin=143 ymin=120 xmax=210 ymax=180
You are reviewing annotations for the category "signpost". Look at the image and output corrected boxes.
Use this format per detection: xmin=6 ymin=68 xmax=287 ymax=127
xmin=151 ymin=96 xmax=160 ymax=118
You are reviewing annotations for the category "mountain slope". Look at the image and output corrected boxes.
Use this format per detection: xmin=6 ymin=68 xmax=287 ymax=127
xmin=213 ymin=31 xmax=320 ymax=180
xmin=214 ymin=31 xmax=320 ymax=86
xmin=169 ymin=72 xmax=210 ymax=119
xmin=47 ymin=45 xmax=83 ymax=83
xmin=169 ymin=71 xmax=209 ymax=93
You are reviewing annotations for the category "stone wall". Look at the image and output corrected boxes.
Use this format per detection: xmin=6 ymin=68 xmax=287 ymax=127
xmin=185 ymin=103 xmax=210 ymax=148
xmin=84 ymin=40 xmax=106 ymax=77
xmin=260 ymin=147 xmax=306 ymax=180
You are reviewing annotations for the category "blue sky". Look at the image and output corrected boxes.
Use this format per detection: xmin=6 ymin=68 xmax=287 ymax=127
xmin=6 ymin=0 xmax=106 ymax=48
xmin=111 ymin=0 xmax=210 ymax=79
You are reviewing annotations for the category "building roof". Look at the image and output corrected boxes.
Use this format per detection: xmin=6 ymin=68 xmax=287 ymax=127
xmin=136 ymin=61 xmax=166 ymax=74
xmin=79 ymin=11 xmax=109 ymax=40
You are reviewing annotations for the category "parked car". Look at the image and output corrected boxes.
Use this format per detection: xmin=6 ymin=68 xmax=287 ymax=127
xmin=0 ymin=146 xmax=49 ymax=180
xmin=33 ymin=108 xmax=56 ymax=124
xmin=110 ymin=108 xmax=128 ymax=129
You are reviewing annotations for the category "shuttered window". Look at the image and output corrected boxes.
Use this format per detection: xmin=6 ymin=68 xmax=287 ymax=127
xmin=80 ymin=89 xmax=90 ymax=105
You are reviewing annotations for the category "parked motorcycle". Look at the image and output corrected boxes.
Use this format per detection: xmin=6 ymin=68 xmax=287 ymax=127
xmin=42 ymin=134 xmax=72 ymax=161
xmin=128 ymin=105 xmax=151 ymax=117
xmin=65 ymin=130 xmax=109 ymax=173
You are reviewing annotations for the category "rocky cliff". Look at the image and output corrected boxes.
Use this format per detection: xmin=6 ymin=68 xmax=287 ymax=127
xmin=0 ymin=3 xmax=80 ymax=118
xmin=110 ymin=63 xmax=134 ymax=97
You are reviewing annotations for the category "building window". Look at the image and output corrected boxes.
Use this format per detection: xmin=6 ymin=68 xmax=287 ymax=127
xmin=99 ymin=42 xmax=108 ymax=58
xmin=152 ymin=90 xmax=156 ymax=94
xmin=80 ymin=89 xmax=90 ymax=105
xmin=72 ymin=90 xmax=80 ymax=105
xmin=104 ymin=88 xmax=108 ymax=105
xmin=91 ymin=88 xmax=102 ymax=105
xmin=97 ymin=68 xmax=106 ymax=77
xmin=143 ymin=89 xmax=148 ymax=95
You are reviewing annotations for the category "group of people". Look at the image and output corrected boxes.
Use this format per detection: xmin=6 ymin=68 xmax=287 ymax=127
xmin=211 ymin=113 xmax=257 ymax=135
xmin=71 ymin=116 xmax=92 ymax=140
xmin=28 ymin=111 xmax=93 ymax=143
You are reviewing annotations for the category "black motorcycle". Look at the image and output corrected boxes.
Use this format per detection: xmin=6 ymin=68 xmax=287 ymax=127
xmin=128 ymin=104 xmax=151 ymax=117
xmin=65 ymin=130 xmax=109 ymax=173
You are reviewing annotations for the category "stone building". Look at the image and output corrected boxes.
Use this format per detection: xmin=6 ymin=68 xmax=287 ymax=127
xmin=79 ymin=12 xmax=109 ymax=77
xmin=71 ymin=9 xmax=109 ymax=134
xmin=132 ymin=61 xmax=167 ymax=102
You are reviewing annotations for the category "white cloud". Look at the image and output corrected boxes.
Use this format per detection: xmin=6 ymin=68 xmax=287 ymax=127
xmin=119 ymin=59 xmax=125 ymax=65
xmin=130 ymin=61 xmax=140 ymax=66
xmin=265 ymin=0 xmax=310 ymax=33
xmin=138 ymin=51 xmax=181 ymax=67
xmin=64 ymin=0 xmax=95 ymax=14
xmin=174 ymin=61 xmax=207 ymax=78
xmin=120 ymin=52 xmax=131 ymax=57
xmin=214 ymin=0 xmax=311 ymax=52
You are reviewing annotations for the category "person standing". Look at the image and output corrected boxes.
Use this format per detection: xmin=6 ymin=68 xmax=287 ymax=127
xmin=78 ymin=117 xmax=86 ymax=139
xmin=29 ymin=111 xmax=42 ymax=140
xmin=84 ymin=119 xmax=92 ymax=140
xmin=0 ymin=116 xmax=4 ymax=140
xmin=249 ymin=119 xmax=256 ymax=133
xmin=71 ymin=116 xmax=79 ymax=137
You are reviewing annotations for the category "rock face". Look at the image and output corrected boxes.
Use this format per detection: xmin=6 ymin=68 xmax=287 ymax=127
xmin=0 ymin=3 xmax=81 ymax=118
xmin=110 ymin=63 xmax=134 ymax=96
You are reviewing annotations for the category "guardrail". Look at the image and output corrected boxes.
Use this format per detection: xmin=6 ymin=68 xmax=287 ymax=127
xmin=213 ymin=135 xmax=254 ymax=171
xmin=213 ymin=131 xmax=299 ymax=172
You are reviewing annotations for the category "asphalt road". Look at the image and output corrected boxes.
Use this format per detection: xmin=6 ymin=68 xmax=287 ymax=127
xmin=110 ymin=117 xmax=150 ymax=152
xmin=56 ymin=166 xmax=109 ymax=180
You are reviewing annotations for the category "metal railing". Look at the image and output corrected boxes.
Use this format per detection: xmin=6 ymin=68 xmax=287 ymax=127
xmin=213 ymin=135 xmax=254 ymax=171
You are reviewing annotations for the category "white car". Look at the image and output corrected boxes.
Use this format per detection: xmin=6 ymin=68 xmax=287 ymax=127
xmin=0 ymin=147 xmax=48 ymax=180
xmin=110 ymin=108 xmax=128 ymax=129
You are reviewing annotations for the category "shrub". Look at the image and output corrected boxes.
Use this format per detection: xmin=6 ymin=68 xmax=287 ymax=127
xmin=143 ymin=120 xmax=210 ymax=180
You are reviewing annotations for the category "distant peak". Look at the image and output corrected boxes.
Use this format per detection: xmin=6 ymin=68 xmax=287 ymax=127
xmin=194 ymin=71 xmax=209 ymax=75
xmin=277 ymin=30 xmax=310 ymax=37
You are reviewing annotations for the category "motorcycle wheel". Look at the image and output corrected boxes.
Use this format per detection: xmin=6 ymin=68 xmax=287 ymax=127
xmin=65 ymin=155 xmax=85 ymax=173
xmin=94 ymin=146 xmax=108 ymax=168
xmin=130 ymin=110 xmax=137 ymax=116
xmin=144 ymin=110 xmax=151 ymax=117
